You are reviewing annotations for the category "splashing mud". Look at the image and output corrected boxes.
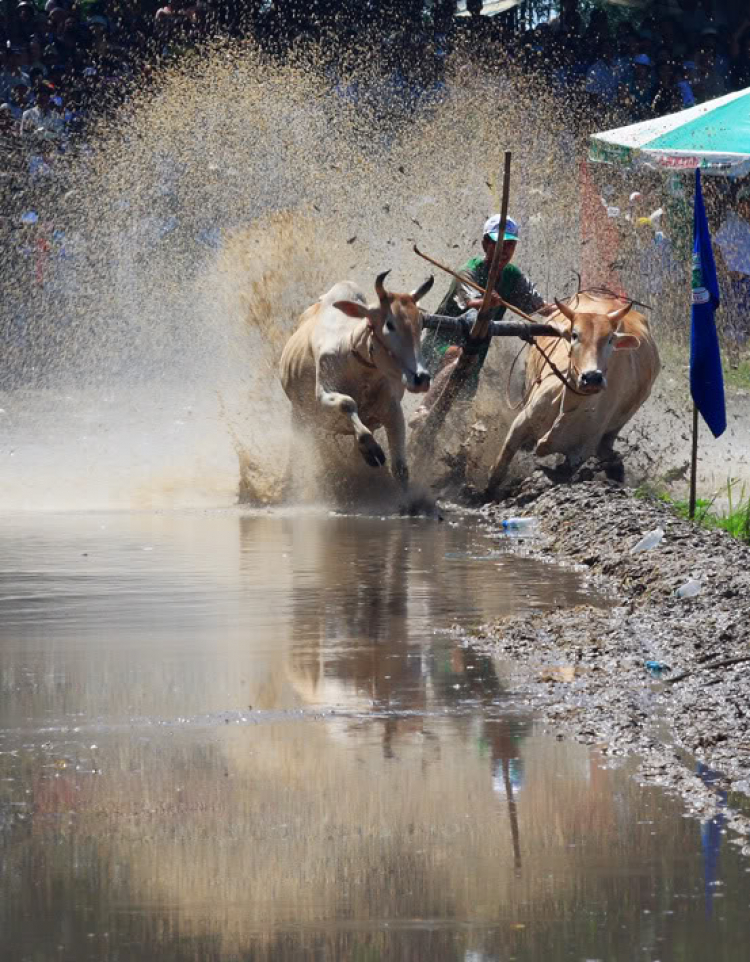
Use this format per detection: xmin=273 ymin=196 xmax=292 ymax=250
xmin=6 ymin=40 xmax=726 ymax=510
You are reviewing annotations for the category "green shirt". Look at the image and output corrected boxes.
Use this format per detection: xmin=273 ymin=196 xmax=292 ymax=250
xmin=424 ymin=257 xmax=545 ymax=374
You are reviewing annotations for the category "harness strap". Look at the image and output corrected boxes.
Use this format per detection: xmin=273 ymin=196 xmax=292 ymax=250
xmin=352 ymin=348 xmax=377 ymax=369
xmin=533 ymin=338 xmax=586 ymax=396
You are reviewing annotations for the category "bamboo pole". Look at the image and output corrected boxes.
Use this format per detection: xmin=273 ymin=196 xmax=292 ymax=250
xmin=410 ymin=152 xmax=513 ymax=463
xmin=474 ymin=151 xmax=513 ymax=338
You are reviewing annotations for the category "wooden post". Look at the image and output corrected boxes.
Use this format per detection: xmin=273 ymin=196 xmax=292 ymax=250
xmin=410 ymin=152 xmax=512 ymax=462
xmin=474 ymin=151 xmax=513 ymax=339
xmin=689 ymin=403 xmax=699 ymax=520
xmin=501 ymin=756 xmax=522 ymax=876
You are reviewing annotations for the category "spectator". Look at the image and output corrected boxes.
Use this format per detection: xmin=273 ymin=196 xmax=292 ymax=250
xmin=1 ymin=79 xmax=29 ymax=120
xmin=715 ymin=182 xmax=750 ymax=347
xmin=656 ymin=17 xmax=688 ymax=61
xmin=549 ymin=30 xmax=585 ymax=92
xmin=454 ymin=0 xmax=491 ymax=45
xmin=0 ymin=100 xmax=16 ymax=142
xmin=1 ymin=45 xmax=30 ymax=102
xmin=27 ymin=36 xmax=48 ymax=77
xmin=14 ymin=2 xmax=39 ymax=43
xmin=651 ymin=57 xmax=692 ymax=115
xmin=625 ymin=53 xmax=656 ymax=120
xmin=47 ymin=8 xmax=69 ymax=41
xmin=677 ymin=0 xmax=727 ymax=38
xmin=585 ymin=7 xmax=611 ymax=49
xmin=701 ymin=25 xmax=730 ymax=76
xmin=20 ymin=80 xmax=64 ymax=139
xmin=692 ymin=33 xmax=727 ymax=102
xmin=86 ymin=15 xmax=110 ymax=57
xmin=695 ymin=0 xmax=728 ymax=35
xmin=585 ymin=51 xmax=621 ymax=115
xmin=611 ymin=29 xmax=640 ymax=91
xmin=729 ymin=15 xmax=750 ymax=91
xmin=638 ymin=207 xmax=682 ymax=297
xmin=676 ymin=60 xmax=697 ymax=108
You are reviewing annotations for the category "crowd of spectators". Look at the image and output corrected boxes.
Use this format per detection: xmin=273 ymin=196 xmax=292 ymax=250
xmin=2 ymin=0 xmax=750 ymax=346
xmin=3 ymin=1 xmax=750 ymax=168
xmin=451 ymin=2 xmax=750 ymax=126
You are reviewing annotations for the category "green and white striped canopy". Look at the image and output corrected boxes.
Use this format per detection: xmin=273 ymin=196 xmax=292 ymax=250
xmin=590 ymin=87 xmax=750 ymax=178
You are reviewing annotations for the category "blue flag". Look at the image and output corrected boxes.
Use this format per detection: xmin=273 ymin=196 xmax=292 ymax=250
xmin=690 ymin=168 xmax=726 ymax=438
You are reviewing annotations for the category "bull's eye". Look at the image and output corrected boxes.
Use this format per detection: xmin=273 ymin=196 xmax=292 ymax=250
xmin=571 ymin=330 xmax=579 ymax=342
xmin=385 ymin=320 xmax=395 ymax=333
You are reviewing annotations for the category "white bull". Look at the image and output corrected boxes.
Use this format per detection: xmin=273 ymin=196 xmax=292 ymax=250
xmin=279 ymin=271 xmax=434 ymax=493
xmin=486 ymin=293 xmax=661 ymax=493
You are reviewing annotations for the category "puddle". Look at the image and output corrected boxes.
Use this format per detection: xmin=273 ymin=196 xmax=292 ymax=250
xmin=1 ymin=510 xmax=748 ymax=960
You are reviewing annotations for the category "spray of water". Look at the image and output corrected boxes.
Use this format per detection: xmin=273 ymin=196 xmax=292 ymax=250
xmin=3 ymin=41 xmax=661 ymax=510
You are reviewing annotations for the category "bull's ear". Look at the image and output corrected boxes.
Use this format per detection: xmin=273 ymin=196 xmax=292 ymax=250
xmin=554 ymin=299 xmax=576 ymax=323
xmin=612 ymin=332 xmax=640 ymax=351
xmin=333 ymin=300 xmax=371 ymax=319
xmin=411 ymin=275 xmax=434 ymax=303
xmin=607 ymin=302 xmax=633 ymax=325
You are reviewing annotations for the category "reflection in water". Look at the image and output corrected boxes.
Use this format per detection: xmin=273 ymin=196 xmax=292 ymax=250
xmin=697 ymin=763 xmax=728 ymax=920
xmin=1 ymin=511 xmax=749 ymax=961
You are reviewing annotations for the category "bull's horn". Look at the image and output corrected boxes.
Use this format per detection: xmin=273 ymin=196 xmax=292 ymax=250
xmin=375 ymin=270 xmax=391 ymax=309
xmin=554 ymin=299 xmax=576 ymax=323
xmin=607 ymin=301 xmax=633 ymax=326
xmin=411 ymin=275 xmax=434 ymax=303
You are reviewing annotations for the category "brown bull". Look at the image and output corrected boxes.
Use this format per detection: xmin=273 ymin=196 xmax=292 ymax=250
xmin=279 ymin=271 xmax=433 ymax=493
xmin=486 ymin=293 xmax=661 ymax=494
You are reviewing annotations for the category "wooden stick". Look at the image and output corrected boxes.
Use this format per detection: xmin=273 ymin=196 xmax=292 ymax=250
xmin=409 ymin=153 xmax=514 ymax=467
xmin=413 ymin=244 xmax=538 ymax=325
xmin=689 ymin=404 xmax=699 ymax=519
xmin=474 ymin=151 xmax=512 ymax=340
xmin=414 ymin=244 xmax=487 ymax=295
xmin=665 ymin=654 xmax=750 ymax=685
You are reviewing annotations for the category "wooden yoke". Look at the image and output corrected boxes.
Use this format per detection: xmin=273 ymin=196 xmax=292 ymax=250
xmin=410 ymin=151 xmax=513 ymax=465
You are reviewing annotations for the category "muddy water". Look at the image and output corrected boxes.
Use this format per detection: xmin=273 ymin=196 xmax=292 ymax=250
xmin=1 ymin=510 xmax=748 ymax=962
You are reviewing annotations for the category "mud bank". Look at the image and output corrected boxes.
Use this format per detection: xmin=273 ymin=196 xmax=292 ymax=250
xmin=461 ymin=475 xmax=750 ymax=853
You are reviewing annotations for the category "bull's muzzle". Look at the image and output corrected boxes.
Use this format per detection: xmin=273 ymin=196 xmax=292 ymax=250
xmin=579 ymin=369 xmax=606 ymax=393
xmin=404 ymin=368 xmax=431 ymax=393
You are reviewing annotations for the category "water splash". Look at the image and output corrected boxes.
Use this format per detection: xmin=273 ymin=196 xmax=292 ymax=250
xmin=1 ymin=43 xmax=592 ymax=510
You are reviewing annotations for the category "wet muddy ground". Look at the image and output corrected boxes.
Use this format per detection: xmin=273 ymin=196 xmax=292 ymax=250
xmin=466 ymin=473 xmax=750 ymax=857
xmin=2 ymin=508 xmax=750 ymax=960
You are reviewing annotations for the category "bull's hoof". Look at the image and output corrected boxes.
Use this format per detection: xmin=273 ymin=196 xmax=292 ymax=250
xmin=602 ymin=458 xmax=625 ymax=483
xmin=359 ymin=435 xmax=386 ymax=468
xmin=462 ymin=484 xmax=489 ymax=506
xmin=484 ymin=469 xmax=506 ymax=502
xmin=399 ymin=491 xmax=443 ymax=520
xmin=540 ymin=462 xmax=574 ymax=484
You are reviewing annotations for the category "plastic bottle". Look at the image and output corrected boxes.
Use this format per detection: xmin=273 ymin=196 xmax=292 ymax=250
xmin=675 ymin=578 xmax=701 ymax=599
xmin=631 ymin=527 xmax=664 ymax=553
xmin=646 ymin=660 xmax=672 ymax=678
xmin=501 ymin=517 xmax=539 ymax=531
